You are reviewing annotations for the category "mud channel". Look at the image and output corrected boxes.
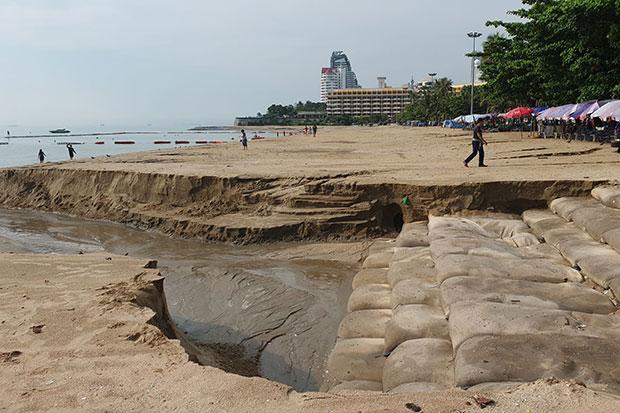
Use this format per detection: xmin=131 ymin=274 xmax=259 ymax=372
xmin=0 ymin=208 xmax=358 ymax=391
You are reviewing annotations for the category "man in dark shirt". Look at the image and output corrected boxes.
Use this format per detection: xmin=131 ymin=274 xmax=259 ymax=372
xmin=464 ymin=118 xmax=488 ymax=167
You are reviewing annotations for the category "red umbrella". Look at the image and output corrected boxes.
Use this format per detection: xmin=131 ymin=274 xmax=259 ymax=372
xmin=503 ymin=107 xmax=534 ymax=119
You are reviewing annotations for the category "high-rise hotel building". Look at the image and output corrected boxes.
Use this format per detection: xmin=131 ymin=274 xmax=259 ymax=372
xmin=320 ymin=51 xmax=361 ymax=102
xmin=326 ymin=77 xmax=412 ymax=117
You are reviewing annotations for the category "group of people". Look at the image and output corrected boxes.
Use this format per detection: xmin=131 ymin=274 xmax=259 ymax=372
xmin=37 ymin=144 xmax=77 ymax=163
xmin=239 ymin=125 xmax=319 ymax=150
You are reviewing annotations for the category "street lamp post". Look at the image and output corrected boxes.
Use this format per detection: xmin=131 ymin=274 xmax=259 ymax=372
xmin=467 ymin=31 xmax=482 ymax=117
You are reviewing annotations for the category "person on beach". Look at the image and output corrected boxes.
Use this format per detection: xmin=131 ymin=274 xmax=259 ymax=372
xmin=66 ymin=144 xmax=77 ymax=160
xmin=312 ymin=125 xmax=318 ymax=137
xmin=38 ymin=149 xmax=46 ymax=163
xmin=304 ymin=126 xmax=308 ymax=135
xmin=240 ymin=129 xmax=248 ymax=150
xmin=463 ymin=118 xmax=488 ymax=167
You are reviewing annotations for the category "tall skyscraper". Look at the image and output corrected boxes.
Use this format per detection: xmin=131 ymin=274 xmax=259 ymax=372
xmin=320 ymin=51 xmax=361 ymax=102
xmin=330 ymin=51 xmax=360 ymax=89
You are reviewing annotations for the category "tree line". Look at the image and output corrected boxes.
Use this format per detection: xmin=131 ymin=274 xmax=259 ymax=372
xmin=399 ymin=0 xmax=620 ymax=122
xmin=481 ymin=0 xmax=620 ymax=110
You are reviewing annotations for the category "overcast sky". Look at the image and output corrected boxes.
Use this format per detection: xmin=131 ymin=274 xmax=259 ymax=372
xmin=0 ymin=0 xmax=521 ymax=128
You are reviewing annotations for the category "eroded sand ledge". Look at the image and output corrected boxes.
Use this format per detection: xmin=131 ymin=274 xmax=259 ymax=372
xmin=1 ymin=252 xmax=619 ymax=412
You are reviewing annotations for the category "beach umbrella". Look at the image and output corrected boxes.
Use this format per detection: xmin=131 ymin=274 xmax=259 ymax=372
xmin=590 ymin=100 xmax=620 ymax=120
xmin=503 ymin=107 xmax=533 ymax=119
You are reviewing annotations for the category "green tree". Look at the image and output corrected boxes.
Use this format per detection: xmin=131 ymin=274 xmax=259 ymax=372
xmin=483 ymin=0 xmax=620 ymax=107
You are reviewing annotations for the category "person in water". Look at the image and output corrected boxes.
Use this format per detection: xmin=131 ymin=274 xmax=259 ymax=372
xmin=463 ymin=118 xmax=488 ymax=167
xmin=38 ymin=149 xmax=46 ymax=163
xmin=240 ymin=129 xmax=248 ymax=150
xmin=67 ymin=144 xmax=77 ymax=160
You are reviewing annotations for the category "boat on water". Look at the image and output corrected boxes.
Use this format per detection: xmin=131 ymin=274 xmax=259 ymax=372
xmin=50 ymin=129 xmax=71 ymax=134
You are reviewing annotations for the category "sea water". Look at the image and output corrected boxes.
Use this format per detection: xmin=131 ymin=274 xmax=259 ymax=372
xmin=0 ymin=125 xmax=277 ymax=167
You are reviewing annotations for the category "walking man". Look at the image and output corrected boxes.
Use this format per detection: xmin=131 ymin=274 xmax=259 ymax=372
xmin=464 ymin=119 xmax=488 ymax=167
xmin=312 ymin=124 xmax=318 ymax=137
xmin=38 ymin=149 xmax=46 ymax=163
xmin=240 ymin=129 xmax=248 ymax=150
xmin=67 ymin=144 xmax=77 ymax=160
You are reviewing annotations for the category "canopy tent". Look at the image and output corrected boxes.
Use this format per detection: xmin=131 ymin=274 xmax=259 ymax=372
xmin=536 ymin=104 xmax=575 ymax=121
xmin=452 ymin=114 xmax=491 ymax=124
xmin=562 ymin=101 xmax=596 ymax=120
xmin=591 ymin=100 xmax=620 ymax=120
xmin=571 ymin=100 xmax=610 ymax=120
xmin=443 ymin=119 xmax=464 ymax=129
xmin=503 ymin=107 xmax=534 ymax=119
xmin=533 ymin=107 xmax=548 ymax=114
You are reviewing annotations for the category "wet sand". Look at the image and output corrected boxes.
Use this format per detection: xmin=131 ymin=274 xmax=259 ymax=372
xmin=0 ymin=208 xmax=363 ymax=391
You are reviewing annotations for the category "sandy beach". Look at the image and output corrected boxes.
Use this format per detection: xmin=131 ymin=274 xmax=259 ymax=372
xmin=2 ymin=126 xmax=620 ymax=411
xmin=30 ymin=126 xmax=620 ymax=184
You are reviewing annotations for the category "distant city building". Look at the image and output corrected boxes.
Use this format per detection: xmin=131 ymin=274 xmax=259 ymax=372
xmin=320 ymin=68 xmax=341 ymax=102
xmin=330 ymin=51 xmax=360 ymax=89
xmin=320 ymin=51 xmax=361 ymax=102
xmin=326 ymin=77 xmax=412 ymax=117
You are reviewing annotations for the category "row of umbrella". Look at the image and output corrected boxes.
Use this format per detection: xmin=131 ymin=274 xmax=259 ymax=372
xmin=501 ymin=100 xmax=620 ymax=121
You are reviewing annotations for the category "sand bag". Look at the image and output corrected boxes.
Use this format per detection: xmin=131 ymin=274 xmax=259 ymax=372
xmin=592 ymin=185 xmax=620 ymax=209
xmin=395 ymin=222 xmax=429 ymax=248
xmin=387 ymin=258 xmax=436 ymax=287
xmin=608 ymin=276 xmax=620 ymax=299
xmin=362 ymin=251 xmax=394 ymax=269
xmin=434 ymin=254 xmax=582 ymax=284
xmin=326 ymin=338 xmax=386 ymax=383
xmin=382 ymin=338 xmax=454 ymax=392
xmin=543 ymin=225 xmax=592 ymax=248
xmin=352 ymin=268 xmax=389 ymax=289
xmin=601 ymin=228 xmax=620 ymax=254
xmin=368 ymin=240 xmax=395 ymax=255
xmin=391 ymin=247 xmax=431 ymax=263
xmin=430 ymin=237 xmax=527 ymax=260
xmin=338 ymin=309 xmax=392 ymax=339
xmin=549 ymin=197 xmax=599 ymax=221
xmin=577 ymin=254 xmax=620 ymax=287
xmin=384 ymin=304 xmax=449 ymax=353
xmin=510 ymin=232 xmax=540 ymax=247
xmin=527 ymin=216 xmax=568 ymax=238
xmin=555 ymin=238 xmax=616 ymax=267
xmin=441 ymin=276 xmax=614 ymax=315
xmin=570 ymin=206 xmax=620 ymax=240
xmin=455 ymin=334 xmax=620 ymax=391
xmin=522 ymin=209 xmax=558 ymax=227
xmin=348 ymin=284 xmax=392 ymax=312
xmin=448 ymin=301 xmax=620 ymax=351
xmin=391 ymin=278 xmax=441 ymax=309
xmin=468 ymin=218 xmax=531 ymax=239
xmin=428 ymin=216 xmax=492 ymax=241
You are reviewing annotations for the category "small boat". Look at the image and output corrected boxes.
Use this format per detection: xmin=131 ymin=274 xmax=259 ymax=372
xmin=195 ymin=140 xmax=209 ymax=144
xmin=154 ymin=140 xmax=171 ymax=144
xmin=95 ymin=141 xmax=105 ymax=145
xmin=0 ymin=142 xmax=8 ymax=145
xmin=210 ymin=140 xmax=225 ymax=144
xmin=57 ymin=142 xmax=83 ymax=145
xmin=50 ymin=129 xmax=71 ymax=134
xmin=114 ymin=141 xmax=135 ymax=145
xmin=175 ymin=140 xmax=190 ymax=144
